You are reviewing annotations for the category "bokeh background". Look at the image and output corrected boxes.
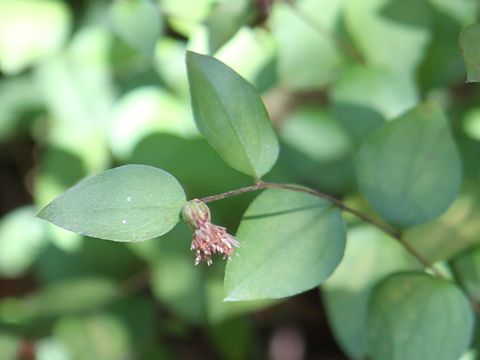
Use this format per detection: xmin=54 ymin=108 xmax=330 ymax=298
xmin=0 ymin=0 xmax=480 ymax=359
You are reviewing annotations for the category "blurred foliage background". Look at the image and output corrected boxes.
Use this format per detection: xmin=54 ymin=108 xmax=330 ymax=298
xmin=0 ymin=0 xmax=480 ymax=359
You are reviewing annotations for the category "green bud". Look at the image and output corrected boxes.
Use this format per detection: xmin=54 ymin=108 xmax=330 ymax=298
xmin=182 ymin=199 xmax=211 ymax=228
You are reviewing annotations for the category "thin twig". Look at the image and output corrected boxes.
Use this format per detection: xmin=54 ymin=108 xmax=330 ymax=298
xmin=198 ymin=181 xmax=445 ymax=279
xmin=262 ymin=182 xmax=400 ymax=238
xmin=199 ymin=182 xmax=267 ymax=203
xmin=262 ymin=183 xmax=446 ymax=279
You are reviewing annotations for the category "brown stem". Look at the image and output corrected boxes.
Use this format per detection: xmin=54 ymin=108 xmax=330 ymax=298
xmin=262 ymin=182 xmax=400 ymax=238
xmin=262 ymin=182 xmax=447 ymax=279
xmin=199 ymin=182 xmax=267 ymax=203
xmin=197 ymin=181 xmax=480 ymax=311
xmin=198 ymin=181 xmax=445 ymax=279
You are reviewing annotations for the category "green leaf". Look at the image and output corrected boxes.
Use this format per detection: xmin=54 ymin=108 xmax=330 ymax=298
xmin=205 ymin=0 xmax=254 ymax=54
xmin=224 ymin=188 xmax=346 ymax=301
xmin=38 ymin=164 xmax=186 ymax=242
xmin=331 ymin=65 xmax=418 ymax=144
xmin=451 ymin=244 xmax=480 ymax=302
xmin=54 ymin=314 xmax=132 ymax=360
xmin=0 ymin=278 xmax=119 ymax=324
xmin=186 ymin=51 xmax=279 ymax=179
xmin=366 ymin=272 xmax=473 ymax=360
xmin=356 ymin=103 xmax=462 ymax=227
xmin=344 ymin=0 xmax=431 ymax=77
xmin=34 ymin=26 xmax=114 ymax=174
xmin=269 ymin=0 xmax=344 ymax=90
xmin=280 ymin=106 xmax=352 ymax=162
xmin=109 ymin=0 xmax=163 ymax=56
xmin=0 ymin=333 xmax=19 ymax=360
xmin=160 ymin=0 xmax=216 ymax=36
xmin=0 ymin=76 xmax=43 ymax=143
xmin=0 ymin=206 xmax=47 ymax=277
xmin=151 ymin=254 xmax=206 ymax=324
xmin=205 ymin=274 xmax=275 ymax=324
xmin=108 ymin=87 xmax=195 ymax=160
xmin=322 ymin=225 xmax=414 ymax=359
xmin=0 ymin=0 xmax=70 ymax=74
xmin=403 ymin=191 xmax=480 ymax=263
xmin=460 ymin=23 xmax=480 ymax=82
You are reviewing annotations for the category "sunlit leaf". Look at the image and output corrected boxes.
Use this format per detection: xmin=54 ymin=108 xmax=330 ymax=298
xmin=356 ymin=103 xmax=462 ymax=227
xmin=280 ymin=106 xmax=352 ymax=162
xmin=322 ymin=225 xmax=414 ymax=359
xmin=215 ymin=27 xmax=276 ymax=90
xmin=0 ymin=76 xmax=43 ymax=142
xmin=109 ymin=0 xmax=163 ymax=56
xmin=0 ymin=278 xmax=119 ymax=324
xmin=404 ymin=191 xmax=480 ymax=263
xmin=38 ymin=165 xmax=186 ymax=242
xmin=269 ymin=0 xmax=343 ymax=90
xmin=160 ymin=0 xmax=216 ymax=36
xmin=204 ymin=0 xmax=254 ymax=54
xmin=186 ymin=51 xmax=279 ymax=179
xmin=151 ymin=254 xmax=206 ymax=323
xmin=331 ymin=65 xmax=418 ymax=144
xmin=34 ymin=26 xmax=114 ymax=172
xmin=367 ymin=272 xmax=473 ymax=360
xmin=460 ymin=23 xmax=480 ymax=82
xmin=54 ymin=314 xmax=132 ymax=360
xmin=0 ymin=206 xmax=48 ymax=277
xmin=463 ymin=108 xmax=480 ymax=141
xmin=36 ymin=337 xmax=71 ymax=360
xmin=154 ymin=38 xmax=190 ymax=97
xmin=0 ymin=333 xmax=19 ymax=360
xmin=429 ymin=0 xmax=478 ymax=25
xmin=224 ymin=188 xmax=346 ymax=301
xmin=108 ymin=87 xmax=196 ymax=160
xmin=345 ymin=0 xmax=431 ymax=76
xmin=0 ymin=0 xmax=70 ymax=74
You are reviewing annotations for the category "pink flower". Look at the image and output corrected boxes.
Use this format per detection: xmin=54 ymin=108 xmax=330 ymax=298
xmin=182 ymin=199 xmax=240 ymax=266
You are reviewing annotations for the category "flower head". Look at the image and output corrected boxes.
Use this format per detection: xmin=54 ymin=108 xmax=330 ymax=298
xmin=182 ymin=199 xmax=240 ymax=266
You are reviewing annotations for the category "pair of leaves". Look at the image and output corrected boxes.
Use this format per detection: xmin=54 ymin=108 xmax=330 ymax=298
xmin=39 ymin=52 xmax=279 ymax=242
xmin=366 ymin=272 xmax=473 ymax=360
xmin=323 ymin=227 xmax=474 ymax=360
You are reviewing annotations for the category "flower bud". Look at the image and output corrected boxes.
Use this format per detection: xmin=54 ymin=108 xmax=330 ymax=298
xmin=182 ymin=199 xmax=240 ymax=266
xmin=182 ymin=199 xmax=211 ymax=229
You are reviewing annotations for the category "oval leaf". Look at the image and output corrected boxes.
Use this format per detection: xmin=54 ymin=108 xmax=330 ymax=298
xmin=224 ymin=188 xmax=346 ymax=301
xmin=38 ymin=165 xmax=186 ymax=242
xmin=109 ymin=0 xmax=163 ymax=56
xmin=460 ymin=23 xmax=480 ymax=82
xmin=356 ymin=103 xmax=462 ymax=227
xmin=322 ymin=225 xmax=414 ymax=359
xmin=186 ymin=51 xmax=279 ymax=179
xmin=367 ymin=272 xmax=473 ymax=360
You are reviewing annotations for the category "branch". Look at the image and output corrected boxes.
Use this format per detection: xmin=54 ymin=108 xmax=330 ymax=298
xmin=198 ymin=181 xmax=444 ymax=279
